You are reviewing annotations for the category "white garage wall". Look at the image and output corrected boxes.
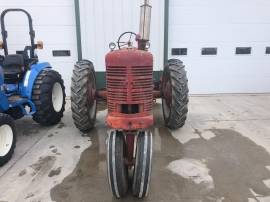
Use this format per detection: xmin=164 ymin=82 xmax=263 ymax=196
xmin=2 ymin=0 xmax=268 ymax=95
xmin=80 ymin=0 xmax=164 ymax=72
xmin=0 ymin=0 xmax=77 ymax=95
xmin=169 ymin=0 xmax=270 ymax=94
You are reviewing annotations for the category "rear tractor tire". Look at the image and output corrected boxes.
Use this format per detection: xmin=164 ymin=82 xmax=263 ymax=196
xmin=71 ymin=60 xmax=97 ymax=132
xmin=32 ymin=69 xmax=66 ymax=126
xmin=161 ymin=59 xmax=189 ymax=129
xmin=0 ymin=113 xmax=16 ymax=167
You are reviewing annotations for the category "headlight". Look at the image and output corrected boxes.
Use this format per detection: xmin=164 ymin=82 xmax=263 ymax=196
xmin=109 ymin=42 xmax=116 ymax=51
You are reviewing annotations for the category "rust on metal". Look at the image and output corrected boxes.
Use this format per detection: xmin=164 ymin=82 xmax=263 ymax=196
xmin=105 ymin=48 xmax=154 ymax=130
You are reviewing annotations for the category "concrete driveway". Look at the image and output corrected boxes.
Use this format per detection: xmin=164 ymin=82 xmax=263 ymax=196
xmin=0 ymin=95 xmax=270 ymax=202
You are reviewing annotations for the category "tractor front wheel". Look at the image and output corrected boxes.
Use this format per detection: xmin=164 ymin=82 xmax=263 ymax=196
xmin=0 ymin=113 xmax=16 ymax=167
xmin=132 ymin=130 xmax=153 ymax=198
xmin=32 ymin=69 xmax=66 ymax=126
xmin=161 ymin=59 xmax=189 ymax=129
xmin=71 ymin=60 xmax=97 ymax=132
xmin=107 ymin=130 xmax=129 ymax=198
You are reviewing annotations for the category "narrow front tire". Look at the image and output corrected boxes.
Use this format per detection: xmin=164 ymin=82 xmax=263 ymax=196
xmin=132 ymin=130 xmax=153 ymax=198
xmin=107 ymin=130 xmax=128 ymax=198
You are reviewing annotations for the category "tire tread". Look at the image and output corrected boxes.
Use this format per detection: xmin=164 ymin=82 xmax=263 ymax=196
xmin=32 ymin=69 xmax=66 ymax=126
xmin=162 ymin=59 xmax=189 ymax=129
xmin=71 ymin=60 xmax=97 ymax=132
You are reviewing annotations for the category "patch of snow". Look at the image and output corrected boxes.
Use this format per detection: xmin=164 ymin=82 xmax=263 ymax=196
xmin=249 ymin=188 xmax=270 ymax=202
xmin=170 ymin=125 xmax=200 ymax=144
xmin=248 ymin=198 xmax=258 ymax=202
xmin=167 ymin=158 xmax=214 ymax=190
xmin=201 ymin=131 xmax=216 ymax=140
xmin=263 ymin=179 xmax=270 ymax=189
xmin=216 ymin=197 xmax=225 ymax=202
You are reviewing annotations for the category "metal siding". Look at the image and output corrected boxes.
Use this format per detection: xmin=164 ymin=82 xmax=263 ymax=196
xmin=169 ymin=0 xmax=270 ymax=94
xmin=80 ymin=0 xmax=164 ymax=72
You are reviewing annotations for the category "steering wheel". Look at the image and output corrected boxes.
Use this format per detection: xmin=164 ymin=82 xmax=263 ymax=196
xmin=23 ymin=46 xmax=38 ymax=67
xmin=117 ymin=32 xmax=137 ymax=49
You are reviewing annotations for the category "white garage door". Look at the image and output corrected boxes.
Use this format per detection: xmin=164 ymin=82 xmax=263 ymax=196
xmin=169 ymin=0 xmax=270 ymax=94
xmin=0 ymin=0 xmax=77 ymax=95
xmin=80 ymin=0 xmax=165 ymax=72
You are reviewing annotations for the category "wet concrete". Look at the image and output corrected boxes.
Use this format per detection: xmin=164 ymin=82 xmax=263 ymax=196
xmin=50 ymin=105 xmax=187 ymax=202
xmin=1 ymin=95 xmax=270 ymax=202
xmin=0 ymin=103 xmax=91 ymax=202
xmin=185 ymin=129 xmax=270 ymax=201
xmin=48 ymin=167 xmax=62 ymax=177
xmin=30 ymin=156 xmax=57 ymax=176
xmin=97 ymin=100 xmax=108 ymax=112
xmin=18 ymin=169 xmax=27 ymax=177
xmin=50 ymin=103 xmax=270 ymax=202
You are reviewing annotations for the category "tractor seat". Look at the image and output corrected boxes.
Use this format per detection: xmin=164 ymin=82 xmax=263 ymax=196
xmin=2 ymin=54 xmax=25 ymax=84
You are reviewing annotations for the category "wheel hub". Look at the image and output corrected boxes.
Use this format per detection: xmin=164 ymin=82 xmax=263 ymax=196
xmin=87 ymin=79 xmax=95 ymax=105
xmin=162 ymin=75 xmax=172 ymax=119
xmin=0 ymin=124 xmax=13 ymax=157
xmin=163 ymin=79 xmax=172 ymax=107
xmin=87 ymin=75 xmax=96 ymax=119
xmin=52 ymin=82 xmax=64 ymax=112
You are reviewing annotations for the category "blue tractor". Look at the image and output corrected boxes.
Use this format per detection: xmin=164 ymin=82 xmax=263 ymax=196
xmin=0 ymin=9 xmax=66 ymax=166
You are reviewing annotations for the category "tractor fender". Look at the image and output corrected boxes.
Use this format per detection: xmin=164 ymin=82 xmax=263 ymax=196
xmin=0 ymin=66 xmax=8 ymax=112
xmin=0 ymin=91 xmax=9 ymax=112
xmin=21 ymin=62 xmax=52 ymax=98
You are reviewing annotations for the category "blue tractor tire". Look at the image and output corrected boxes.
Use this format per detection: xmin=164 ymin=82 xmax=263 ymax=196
xmin=0 ymin=113 xmax=16 ymax=167
xmin=32 ymin=69 xmax=66 ymax=126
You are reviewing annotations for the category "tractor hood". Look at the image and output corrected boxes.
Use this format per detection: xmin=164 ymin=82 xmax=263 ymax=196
xmin=105 ymin=48 xmax=153 ymax=67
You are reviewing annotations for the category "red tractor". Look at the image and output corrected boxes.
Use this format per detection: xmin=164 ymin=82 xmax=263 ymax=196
xmin=71 ymin=0 xmax=188 ymax=198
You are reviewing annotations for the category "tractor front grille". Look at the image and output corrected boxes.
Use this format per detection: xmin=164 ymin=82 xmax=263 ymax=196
xmin=106 ymin=65 xmax=153 ymax=113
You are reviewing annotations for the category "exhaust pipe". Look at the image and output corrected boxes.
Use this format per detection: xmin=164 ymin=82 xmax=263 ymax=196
xmin=138 ymin=0 xmax=152 ymax=50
